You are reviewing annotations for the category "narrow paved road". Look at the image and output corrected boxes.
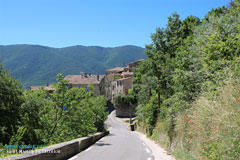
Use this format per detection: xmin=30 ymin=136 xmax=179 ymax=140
xmin=68 ymin=111 xmax=154 ymax=160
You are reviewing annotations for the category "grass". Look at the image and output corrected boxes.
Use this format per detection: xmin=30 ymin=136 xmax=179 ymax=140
xmin=172 ymin=147 xmax=195 ymax=160
xmin=174 ymin=76 xmax=240 ymax=159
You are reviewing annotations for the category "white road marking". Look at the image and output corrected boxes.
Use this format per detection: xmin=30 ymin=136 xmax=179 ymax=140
xmin=148 ymin=158 xmax=151 ymax=160
xmin=142 ymin=142 xmax=146 ymax=146
xmin=146 ymin=148 xmax=150 ymax=153
xmin=68 ymin=155 xmax=78 ymax=160
xmin=85 ymin=146 xmax=92 ymax=152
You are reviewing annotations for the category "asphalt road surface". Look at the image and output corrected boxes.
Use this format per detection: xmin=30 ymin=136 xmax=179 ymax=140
xmin=68 ymin=111 xmax=154 ymax=160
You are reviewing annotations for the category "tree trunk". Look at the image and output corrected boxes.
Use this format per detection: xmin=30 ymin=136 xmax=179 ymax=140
xmin=158 ymin=91 xmax=160 ymax=114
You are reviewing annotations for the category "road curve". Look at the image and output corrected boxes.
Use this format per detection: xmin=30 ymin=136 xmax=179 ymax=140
xmin=68 ymin=111 xmax=153 ymax=160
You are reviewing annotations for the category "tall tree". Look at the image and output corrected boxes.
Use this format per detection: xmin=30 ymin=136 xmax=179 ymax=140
xmin=134 ymin=13 xmax=201 ymax=136
xmin=0 ymin=63 xmax=24 ymax=144
xmin=145 ymin=13 xmax=183 ymax=115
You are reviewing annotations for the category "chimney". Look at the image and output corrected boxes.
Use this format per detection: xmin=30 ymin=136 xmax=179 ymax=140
xmin=97 ymin=75 xmax=99 ymax=81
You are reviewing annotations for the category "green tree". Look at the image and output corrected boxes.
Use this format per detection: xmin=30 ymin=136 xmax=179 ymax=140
xmin=0 ymin=63 xmax=24 ymax=145
xmin=133 ymin=0 xmax=240 ymax=157
xmin=39 ymin=76 xmax=107 ymax=144
xmin=10 ymin=74 xmax=108 ymax=145
xmin=134 ymin=13 xmax=201 ymax=137
xmin=15 ymin=89 xmax=51 ymax=145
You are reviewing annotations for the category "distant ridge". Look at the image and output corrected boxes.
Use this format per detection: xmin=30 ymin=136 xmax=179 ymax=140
xmin=0 ymin=44 xmax=146 ymax=87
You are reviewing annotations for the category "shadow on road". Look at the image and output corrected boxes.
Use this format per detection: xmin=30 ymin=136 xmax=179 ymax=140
xmin=94 ymin=143 xmax=112 ymax=146
xmin=106 ymin=101 xmax=115 ymax=114
xmin=107 ymin=133 xmax=115 ymax=136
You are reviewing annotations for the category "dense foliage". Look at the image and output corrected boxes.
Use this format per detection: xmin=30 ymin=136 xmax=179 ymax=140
xmin=0 ymin=45 xmax=146 ymax=87
xmin=133 ymin=0 xmax=240 ymax=159
xmin=0 ymin=69 xmax=108 ymax=157
xmin=0 ymin=64 xmax=24 ymax=145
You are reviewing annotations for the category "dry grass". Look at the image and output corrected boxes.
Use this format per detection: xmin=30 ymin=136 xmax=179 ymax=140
xmin=174 ymin=77 xmax=240 ymax=159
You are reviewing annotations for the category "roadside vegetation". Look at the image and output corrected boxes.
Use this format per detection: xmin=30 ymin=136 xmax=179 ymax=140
xmin=0 ymin=66 xmax=107 ymax=158
xmin=133 ymin=0 xmax=240 ymax=159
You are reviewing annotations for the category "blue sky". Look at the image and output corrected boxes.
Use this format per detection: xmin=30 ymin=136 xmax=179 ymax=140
xmin=0 ymin=0 xmax=229 ymax=48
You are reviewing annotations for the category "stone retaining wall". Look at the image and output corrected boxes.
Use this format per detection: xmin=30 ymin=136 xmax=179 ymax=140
xmin=2 ymin=131 xmax=109 ymax=160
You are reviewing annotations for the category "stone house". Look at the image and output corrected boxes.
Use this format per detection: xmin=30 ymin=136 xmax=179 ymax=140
xmin=105 ymin=67 xmax=128 ymax=75
xmin=105 ymin=67 xmax=127 ymax=100
xmin=105 ymin=60 xmax=143 ymax=101
xmin=109 ymin=71 xmax=133 ymax=101
xmin=63 ymin=74 xmax=105 ymax=96
xmin=111 ymin=77 xmax=135 ymax=117
xmin=120 ymin=72 xmax=133 ymax=78
xmin=110 ymin=77 xmax=133 ymax=102
xmin=110 ymin=80 xmax=118 ymax=100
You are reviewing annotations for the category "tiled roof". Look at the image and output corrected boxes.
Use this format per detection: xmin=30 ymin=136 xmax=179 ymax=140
xmin=64 ymin=75 xmax=105 ymax=85
xmin=121 ymin=72 xmax=133 ymax=76
xmin=116 ymin=77 xmax=132 ymax=82
xmin=29 ymin=85 xmax=56 ymax=91
xmin=128 ymin=59 xmax=144 ymax=66
xmin=106 ymin=67 xmax=125 ymax=73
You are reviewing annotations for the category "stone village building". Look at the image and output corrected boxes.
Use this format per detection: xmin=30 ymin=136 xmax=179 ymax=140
xmin=62 ymin=59 xmax=143 ymax=101
xmin=105 ymin=60 xmax=143 ymax=117
xmin=29 ymin=59 xmax=143 ymax=105
xmin=105 ymin=59 xmax=143 ymax=102
xmin=104 ymin=67 xmax=127 ymax=100
xmin=63 ymin=73 xmax=105 ymax=96
xmin=110 ymin=75 xmax=133 ymax=101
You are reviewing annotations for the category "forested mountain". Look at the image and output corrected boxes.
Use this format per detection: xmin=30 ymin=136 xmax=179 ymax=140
xmin=0 ymin=44 xmax=146 ymax=87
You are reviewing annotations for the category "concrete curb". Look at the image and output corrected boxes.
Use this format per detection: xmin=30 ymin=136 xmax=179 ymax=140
xmin=1 ymin=131 xmax=109 ymax=160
